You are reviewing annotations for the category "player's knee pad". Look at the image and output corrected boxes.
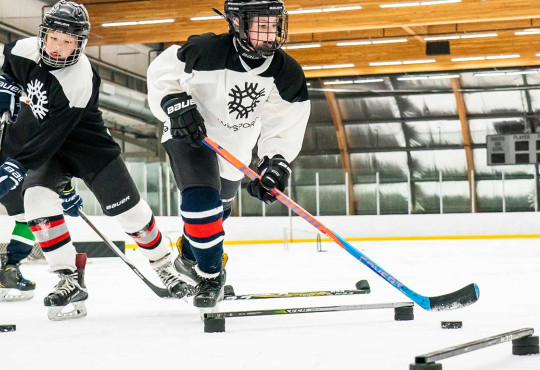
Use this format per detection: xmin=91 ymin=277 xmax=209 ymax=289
xmin=24 ymin=186 xmax=63 ymax=220
xmin=181 ymin=187 xmax=224 ymax=274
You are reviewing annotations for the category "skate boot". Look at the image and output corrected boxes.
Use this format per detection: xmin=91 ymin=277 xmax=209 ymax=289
xmin=151 ymin=253 xmax=190 ymax=299
xmin=193 ymin=270 xmax=227 ymax=308
xmin=44 ymin=253 xmax=88 ymax=321
xmin=0 ymin=254 xmax=36 ymax=302
xmin=174 ymin=236 xmax=228 ymax=296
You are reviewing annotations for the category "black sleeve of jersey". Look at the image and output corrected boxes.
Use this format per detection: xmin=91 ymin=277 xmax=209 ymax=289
xmin=177 ymin=33 xmax=229 ymax=73
xmin=273 ymin=52 xmax=309 ymax=104
xmin=14 ymin=90 xmax=84 ymax=170
xmin=1 ymin=41 xmax=17 ymax=79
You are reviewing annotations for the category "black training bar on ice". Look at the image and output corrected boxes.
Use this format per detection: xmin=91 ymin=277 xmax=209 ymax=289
xmin=414 ymin=328 xmax=535 ymax=364
xmin=204 ymin=301 xmax=413 ymax=319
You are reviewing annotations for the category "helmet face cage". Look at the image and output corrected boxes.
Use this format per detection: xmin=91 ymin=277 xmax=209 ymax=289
xmin=38 ymin=0 xmax=90 ymax=68
xmin=38 ymin=26 xmax=87 ymax=68
xmin=226 ymin=1 xmax=288 ymax=58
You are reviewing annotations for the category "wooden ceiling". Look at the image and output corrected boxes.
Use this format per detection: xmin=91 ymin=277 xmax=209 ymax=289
xmin=83 ymin=0 xmax=540 ymax=78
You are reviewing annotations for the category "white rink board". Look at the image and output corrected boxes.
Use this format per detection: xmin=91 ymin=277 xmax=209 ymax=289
xmin=1 ymin=212 xmax=540 ymax=244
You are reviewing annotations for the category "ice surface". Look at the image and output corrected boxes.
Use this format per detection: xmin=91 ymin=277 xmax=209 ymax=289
xmin=1 ymin=238 xmax=539 ymax=370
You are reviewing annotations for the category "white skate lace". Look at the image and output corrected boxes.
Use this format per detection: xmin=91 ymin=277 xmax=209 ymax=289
xmin=157 ymin=264 xmax=181 ymax=289
xmin=54 ymin=274 xmax=77 ymax=296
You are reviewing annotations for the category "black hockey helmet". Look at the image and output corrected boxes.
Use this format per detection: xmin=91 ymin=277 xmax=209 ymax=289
xmin=38 ymin=0 xmax=91 ymax=68
xmin=224 ymin=0 xmax=288 ymax=59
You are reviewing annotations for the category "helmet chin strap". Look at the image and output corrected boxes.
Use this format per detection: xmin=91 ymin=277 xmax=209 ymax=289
xmin=233 ymin=37 xmax=267 ymax=60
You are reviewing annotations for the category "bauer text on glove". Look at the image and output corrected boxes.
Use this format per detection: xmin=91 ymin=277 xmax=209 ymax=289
xmin=0 ymin=158 xmax=26 ymax=199
xmin=161 ymin=92 xmax=207 ymax=148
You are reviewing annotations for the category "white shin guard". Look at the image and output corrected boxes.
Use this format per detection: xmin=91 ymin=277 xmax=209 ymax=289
xmin=25 ymin=187 xmax=77 ymax=272
xmin=114 ymin=200 xmax=169 ymax=261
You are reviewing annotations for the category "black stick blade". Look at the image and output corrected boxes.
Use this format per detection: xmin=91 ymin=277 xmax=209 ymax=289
xmin=429 ymin=283 xmax=479 ymax=311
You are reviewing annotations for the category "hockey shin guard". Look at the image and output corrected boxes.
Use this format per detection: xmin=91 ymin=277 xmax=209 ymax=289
xmin=25 ymin=187 xmax=77 ymax=272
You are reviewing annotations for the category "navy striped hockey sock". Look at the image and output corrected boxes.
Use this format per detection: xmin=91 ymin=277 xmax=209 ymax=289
xmin=181 ymin=187 xmax=224 ymax=277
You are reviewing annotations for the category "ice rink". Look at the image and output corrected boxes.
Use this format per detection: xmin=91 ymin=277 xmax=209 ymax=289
xmin=1 ymin=237 xmax=539 ymax=370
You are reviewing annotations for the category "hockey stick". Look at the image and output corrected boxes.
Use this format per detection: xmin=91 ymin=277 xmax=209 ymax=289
xmin=78 ymin=210 xmax=172 ymax=298
xmin=224 ymin=288 xmax=370 ymax=301
xmin=1 ymin=97 xmax=31 ymax=153
xmin=202 ymin=136 xmax=480 ymax=311
xmin=223 ymin=279 xmax=370 ymax=300
xmin=0 ymin=112 xmax=9 ymax=153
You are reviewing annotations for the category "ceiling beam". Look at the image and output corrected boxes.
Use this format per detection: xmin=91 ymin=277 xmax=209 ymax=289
xmin=451 ymin=77 xmax=476 ymax=212
xmin=401 ymin=26 xmax=428 ymax=44
xmin=322 ymin=87 xmax=356 ymax=215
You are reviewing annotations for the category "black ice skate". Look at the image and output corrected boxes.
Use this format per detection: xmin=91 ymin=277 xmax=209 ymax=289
xmin=173 ymin=252 xmax=201 ymax=295
xmin=0 ymin=255 xmax=36 ymax=302
xmin=45 ymin=253 xmax=88 ymax=321
xmin=193 ymin=270 xmax=227 ymax=308
xmin=151 ymin=253 xmax=190 ymax=299
xmin=174 ymin=237 xmax=228 ymax=297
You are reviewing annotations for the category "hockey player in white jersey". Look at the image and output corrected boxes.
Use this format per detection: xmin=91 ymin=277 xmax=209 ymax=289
xmin=147 ymin=0 xmax=310 ymax=308
xmin=0 ymin=1 xmax=189 ymax=320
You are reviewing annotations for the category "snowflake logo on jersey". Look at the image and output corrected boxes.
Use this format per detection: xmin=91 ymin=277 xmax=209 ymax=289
xmin=26 ymin=79 xmax=49 ymax=119
xmin=228 ymin=82 xmax=265 ymax=119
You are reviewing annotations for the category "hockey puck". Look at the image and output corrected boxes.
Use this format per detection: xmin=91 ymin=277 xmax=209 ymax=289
xmin=0 ymin=325 xmax=16 ymax=332
xmin=512 ymin=335 xmax=539 ymax=355
xmin=441 ymin=321 xmax=462 ymax=329
xmin=355 ymin=279 xmax=370 ymax=291
xmin=395 ymin=306 xmax=414 ymax=321
xmin=224 ymin=285 xmax=235 ymax=297
xmin=512 ymin=345 xmax=539 ymax=356
xmin=204 ymin=317 xmax=225 ymax=333
xmin=409 ymin=362 xmax=442 ymax=370
xmin=512 ymin=335 xmax=539 ymax=347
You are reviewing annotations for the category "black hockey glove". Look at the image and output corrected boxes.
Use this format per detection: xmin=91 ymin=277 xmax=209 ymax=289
xmin=61 ymin=183 xmax=83 ymax=217
xmin=0 ymin=74 xmax=22 ymax=124
xmin=247 ymin=155 xmax=291 ymax=204
xmin=161 ymin=92 xmax=207 ymax=148
xmin=0 ymin=158 xmax=26 ymax=199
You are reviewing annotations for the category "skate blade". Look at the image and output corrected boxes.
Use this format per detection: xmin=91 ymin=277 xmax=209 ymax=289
xmin=47 ymin=302 xmax=87 ymax=321
xmin=0 ymin=288 xmax=34 ymax=302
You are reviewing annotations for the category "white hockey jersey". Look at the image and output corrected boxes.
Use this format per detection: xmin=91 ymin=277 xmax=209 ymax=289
xmin=147 ymin=32 xmax=311 ymax=181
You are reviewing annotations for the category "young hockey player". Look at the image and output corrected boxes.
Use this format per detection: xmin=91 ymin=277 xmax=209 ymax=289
xmin=0 ymin=0 xmax=188 ymax=320
xmin=147 ymin=0 xmax=310 ymax=308
xmin=0 ymin=101 xmax=82 ymax=302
